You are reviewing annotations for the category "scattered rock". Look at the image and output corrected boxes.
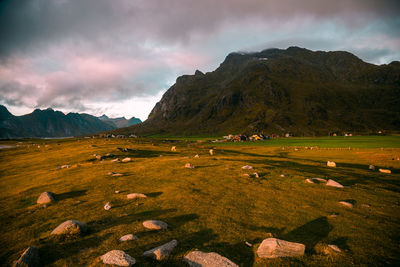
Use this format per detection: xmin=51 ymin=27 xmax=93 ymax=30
xmin=184 ymin=251 xmax=238 ymax=267
xmin=245 ymin=241 xmax=252 ymax=247
xmin=379 ymin=168 xmax=391 ymax=174
xmin=185 ymin=163 xmax=195 ymax=169
xmin=328 ymin=213 xmax=339 ymax=218
xmin=171 ymin=146 xmax=176 ymax=152
xmin=108 ymin=171 xmax=115 ymax=175
xmin=280 ymin=174 xmax=286 ymax=177
xmin=13 ymin=246 xmax=39 ymax=267
xmin=243 ymin=174 xmax=250 ymax=178
xmin=106 ymin=153 xmax=114 ymax=157
xmin=194 ymin=154 xmax=200 ymax=158
xmin=111 ymin=158 xmax=120 ymax=162
xmin=242 ymin=165 xmax=253 ymax=170
xmin=95 ymin=155 xmax=103 ymax=160
xmin=209 ymin=149 xmax=214 ymax=155
xmin=119 ymin=234 xmax=138 ymax=242
xmin=104 ymin=202 xmax=112 ymax=210
xmin=143 ymin=239 xmax=178 ymax=261
xmin=305 ymin=178 xmax=314 ymax=184
xmin=257 ymin=238 xmax=305 ymax=258
xmin=127 ymin=193 xmax=147 ymax=199
xmin=50 ymin=220 xmax=87 ymax=235
xmin=143 ymin=220 xmax=168 ymax=230
xmin=328 ymin=244 xmax=341 ymax=253
xmin=121 ymin=158 xmax=131 ymax=163
xmin=327 ymin=161 xmax=336 ymax=167
xmin=37 ymin=192 xmax=55 ymax=204
xmin=112 ymin=173 xmax=123 ymax=177
xmin=315 ymin=243 xmax=341 ymax=255
xmin=369 ymin=165 xmax=375 ymax=170
xmin=100 ymin=250 xmax=136 ymax=266
xmin=115 ymin=190 xmax=120 ymax=194
xmin=252 ymin=173 xmax=260 ymax=178
xmin=326 ymin=179 xmax=344 ymax=188
xmin=339 ymin=201 xmax=354 ymax=208
xmin=361 ymin=204 xmax=371 ymax=208
xmin=60 ymin=165 xmax=70 ymax=169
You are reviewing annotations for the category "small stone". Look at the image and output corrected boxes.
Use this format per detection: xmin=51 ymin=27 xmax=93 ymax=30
xmin=185 ymin=163 xmax=195 ymax=169
xmin=121 ymin=157 xmax=131 ymax=162
xmin=361 ymin=204 xmax=371 ymax=208
xmin=328 ymin=213 xmax=339 ymax=218
xmin=143 ymin=239 xmax=178 ymax=261
xmin=379 ymin=168 xmax=391 ymax=174
xmin=111 ymin=158 xmax=120 ymax=162
xmin=127 ymin=193 xmax=147 ymax=199
xmin=104 ymin=202 xmax=112 ymax=210
xmin=143 ymin=220 xmax=168 ymax=230
xmin=100 ymin=250 xmax=136 ymax=266
xmin=305 ymin=178 xmax=314 ymax=184
xmin=339 ymin=201 xmax=353 ymax=208
xmin=13 ymin=246 xmax=39 ymax=267
xmin=119 ymin=234 xmax=138 ymax=242
xmin=245 ymin=241 xmax=252 ymax=247
xmin=112 ymin=173 xmax=123 ymax=177
xmin=194 ymin=154 xmax=200 ymax=158
xmin=95 ymin=155 xmax=103 ymax=160
xmin=326 ymin=179 xmax=344 ymax=188
xmin=328 ymin=244 xmax=341 ymax=252
xmin=61 ymin=165 xmax=70 ymax=169
xmin=108 ymin=171 xmax=115 ymax=175
xmin=184 ymin=251 xmax=238 ymax=267
xmin=209 ymin=149 xmax=214 ymax=155
xmin=171 ymin=146 xmax=176 ymax=152
xmin=280 ymin=174 xmax=286 ymax=177
xmin=37 ymin=192 xmax=55 ymax=204
xmin=106 ymin=153 xmax=114 ymax=157
xmin=242 ymin=165 xmax=253 ymax=170
xmin=115 ymin=190 xmax=120 ymax=194
xmin=50 ymin=220 xmax=87 ymax=235
xmin=257 ymin=238 xmax=305 ymax=258
xmin=369 ymin=165 xmax=375 ymax=170
xmin=252 ymin=173 xmax=259 ymax=178
xmin=327 ymin=161 xmax=336 ymax=167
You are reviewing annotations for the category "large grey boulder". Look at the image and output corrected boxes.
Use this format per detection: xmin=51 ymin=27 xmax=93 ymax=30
xmin=100 ymin=250 xmax=136 ymax=266
xmin=143 ymin=220 xmax=168 ymax=230
xmin=37 ymin=192 xmax=55 ymax=204
xmin=50 ymin=220 xmax=87 ymax=235
xmin=13 ymin=247 xmax=39 ymax=267
xmin=143 ymin=239 xmax=178 ymax=260
xmin=184 ymin=251 xmax=238 ymax=267
xmin=257 ymin=238 xmax=305 ymax=258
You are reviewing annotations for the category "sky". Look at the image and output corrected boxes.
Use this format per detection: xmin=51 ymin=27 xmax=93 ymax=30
xmin=0 ymin=0 xmax=399 ymax=121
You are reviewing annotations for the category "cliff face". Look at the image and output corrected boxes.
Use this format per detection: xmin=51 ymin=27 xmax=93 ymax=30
xmin=120 ymin=47 xmax=400 ymax=136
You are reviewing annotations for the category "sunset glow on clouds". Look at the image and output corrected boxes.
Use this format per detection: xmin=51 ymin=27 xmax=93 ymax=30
xmin=0 ymin=0 xmax=399 ymax=120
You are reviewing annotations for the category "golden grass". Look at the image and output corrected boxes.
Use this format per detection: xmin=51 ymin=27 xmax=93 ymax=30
xmin=0 ymin=138 xmax=399 ymax=266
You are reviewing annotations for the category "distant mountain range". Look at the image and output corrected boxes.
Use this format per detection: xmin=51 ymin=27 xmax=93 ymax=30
xmin=114 ymin=46 xmax=400 ymax=136
xmin=0 ymin=105 xmax=141 ymax=138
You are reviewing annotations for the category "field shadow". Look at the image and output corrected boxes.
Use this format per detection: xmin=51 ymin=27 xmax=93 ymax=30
xmin=145 ymin=192 xmax=163 ymax=198
xmin=116 ymin=149 xmax=176 ymax=159
xmin=56 ymin=190 xmax=87 ymax=201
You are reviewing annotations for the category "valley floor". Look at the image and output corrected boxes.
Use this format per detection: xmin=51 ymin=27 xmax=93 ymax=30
xmin=0 ymin=137 xmax=399 ymax=266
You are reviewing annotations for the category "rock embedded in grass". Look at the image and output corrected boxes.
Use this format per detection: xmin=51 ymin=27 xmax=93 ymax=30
xmin=327 ymin=161 xmax=336 ymax=167
xmin=326 ymin=179 xmax=344 ymax=188
xmin=37 ymin=192 xmax=55 ymax=204
xmin=242 ymin=165 xmax=253 ymax=170
xmin=100 ymin=250 xmax=136 ymax=266
xmin=127 ymin=193 xmax=147 ymax=199
xmin=379 ymin=168 xmax=391 ymax=174
xmin=369 ymin=165 xmax=375 ymax=170
xmin=121 ymin=157 xmax=131 ymax=162
xmin=50 ymin=220 xmax=87 ymax=235
xmin=185 ymin=163 xmax=195 ymax=169
xmin=339 ymin=201 xmax=354 ymax=208
xmin=184 ymin=251 xmax=238 ymax=267
xmin=143 ymin=220 xmax=168 ymax=230
xmin=111 ymin=158 xmax=120 ymax=162
xmin=104 ymin=202 xmax=112 ymax=210
xmin=209 ymin=149 xmax=214 ymax=155
xmin=171 ymin=146 xmax=176 ymax=152
xmin=119 ymin=234 xmax=138 ymax=242
xmin=257 ymin=238 xmax=305 ymax=258
xmin=13 ymin=246 xmax=39 ymax=267
xmin=194 ymin=154 xmax=200 ymax=158
xmin=143 ymin=239 xmax=178 ymax=260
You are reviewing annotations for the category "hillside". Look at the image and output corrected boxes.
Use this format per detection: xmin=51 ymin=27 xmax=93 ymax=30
xmin=99 ymin=114 xmax=141 ymax=128
xmin=0 ymin=106 xmax=116 ymax=138
xmin=116 ymin=47 xmax=400 ymax=136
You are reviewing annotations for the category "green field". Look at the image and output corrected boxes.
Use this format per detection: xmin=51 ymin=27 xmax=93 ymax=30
xmin=0 ymin=136 xmax=399 ymax=266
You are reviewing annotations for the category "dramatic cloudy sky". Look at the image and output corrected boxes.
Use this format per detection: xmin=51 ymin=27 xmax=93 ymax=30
xmin=0 ymin=0 xmax=399 ymax=120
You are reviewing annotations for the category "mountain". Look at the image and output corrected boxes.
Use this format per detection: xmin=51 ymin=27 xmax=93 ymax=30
xmin=116 ymin=46 xmax=400 ymax=136
xmin=98 ymin=114 xmax=141 ymax=128
xmin=0 ymin=106 xmax=116 ymax=138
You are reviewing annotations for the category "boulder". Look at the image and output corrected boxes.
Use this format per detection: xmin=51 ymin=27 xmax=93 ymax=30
xmin=119 ymin=234 xmax=138 ymax=242
xmin=127 ymin=193 xmax=147 ymax=199
xmin=257 ymin=238 xmax=305 ymax=258
xmin=326 ymin=179 xmax=344 ymax=188
xmin=143 ymin=239 xmax=178 ymax=260
xmin=50 ymin=220 xmax=87 ymax=235
xmin=13 ymin=246 xmax=39 ymax=267
xmin=185 ymin=163 xmax=195 ymax=169
xmin=184 ymin=251 xmax=238 ymax=267
xmin=379 ymin=168 xmax=391 ymax=174
xmin=121 ymin=157 xmax=131 ymax=162
xmin=327 ymin=161 xmax=336 ymax=167
xmin=37 ymin=192 xmax=55 ymax=204
xmin=242 ymin=165 xmax=253 ymax=170
xmin=100 ymin=250 xmax=136 ymax=266
xmin=143 ymin=220 xmax=168 ymax=230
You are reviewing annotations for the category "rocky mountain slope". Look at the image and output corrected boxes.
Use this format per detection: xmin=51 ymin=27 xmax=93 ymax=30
xmin=98 ymin=114 xmax=141 ymax=128
xmin=118 ymin=47 xmax=400 ymax=136
xmin=0 ymin=106 xmax=132 ymax=138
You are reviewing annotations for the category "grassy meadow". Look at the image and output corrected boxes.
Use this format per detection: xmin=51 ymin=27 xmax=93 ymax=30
xmin=0 ymin=136 xmax=399 ymax=266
